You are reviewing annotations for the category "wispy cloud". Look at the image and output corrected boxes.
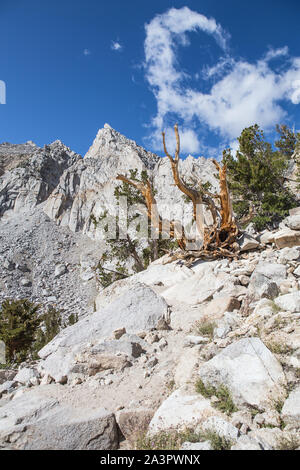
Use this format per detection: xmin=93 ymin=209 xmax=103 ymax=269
xmin=111 ymin=41 xmax=123 ymax=52
xmin=143 ymin=7 xmax=300 ymax=155
xmin=263 ymin=46 xmax=289 ymax=62
xmin=83 ymin=48 xmax=91 ymax=56
xmin=202 ymin=56 xmax=235 ymax=80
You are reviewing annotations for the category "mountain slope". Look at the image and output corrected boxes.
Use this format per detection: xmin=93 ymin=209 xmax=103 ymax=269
xmin=0 ymin=140 xmax=80 ymax=217
xmin=0 ymin=126 xmax=218 ymax=319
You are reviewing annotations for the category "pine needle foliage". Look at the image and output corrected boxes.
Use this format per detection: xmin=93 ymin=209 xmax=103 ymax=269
xmin=0 ymin=299 xmax=42 ymax=363
xmin=223 ymin=124 xmax=298 ymax=230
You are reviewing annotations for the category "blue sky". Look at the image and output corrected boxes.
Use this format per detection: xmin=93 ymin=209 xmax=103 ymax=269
xmin=0 ymin=0 xmax=300 ymax=158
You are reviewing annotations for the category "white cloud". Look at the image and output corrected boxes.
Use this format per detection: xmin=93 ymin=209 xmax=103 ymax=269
xmin=111 ymin=41 xmax=123 ymax=52
xmin=144 ymin=7 xmax=300 ymax=154
xmin=263 ymin=46 xmax=289 ymax=62
xmin=83 ymin=48 xmax=91 ymax=56
xmin=188 ymin=60 xmax=287 ymax=139
xmin=202 ymin=55 xmax=234 ymax=79
xmin=151 ymin=126 xmax=201 ymax=154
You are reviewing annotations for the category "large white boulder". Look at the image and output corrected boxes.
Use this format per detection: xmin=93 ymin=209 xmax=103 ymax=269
xmin=238 ymin=233 xmax=259 ymax=252
xmin=231 ymin=435 xmax=268 ymax=450
xmin=284 ymin=214 xmax=300 ymax=231
xmin=281 ymin=386 xmax=300 ymax=427
xmin=95 ymin=262 xmax=194 ymax=310
xmin=198 ymin=338 xmax=286 ymax=410
xmin=38 ymin=284 xmax=168 ymax=382
xmin=162 ymin=263 xmax=228 ymax=306
xmin=14 ymin=367 xmax=39 ymax=385
xmin=274 ymin=292 xmax=300 ymax=313
xmin=249 ymin=262 xmax=287 ymax=299
xmin=251 ymin=262 xmax=287 ymax=284
xmin=274 ymin=229 xmax=300 ymax=249
xmin=199 ymin=416 xmax=239 ymax=441
xmin=258 ymin=231 xmax=275 ymax=245
xmin=0 ymin=389 xmax=118 ymax=450
xmin=148 ymin=388 xmax=219 ymax=435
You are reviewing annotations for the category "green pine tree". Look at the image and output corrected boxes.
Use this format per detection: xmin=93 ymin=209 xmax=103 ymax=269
xmin=223 ymin=124 xmax=297 ymax=231
xmin=275 ymin=124 xmax=298 ymax=158
xmin=33 ymin=306 xmax=62 ymax=355
xmin=275 ymin=124 xmax=300 ymax=191
xmin=0 ymin=299 xmax=42 ymax=364
xmin=66 ymin=312 xmax=79 ymax=326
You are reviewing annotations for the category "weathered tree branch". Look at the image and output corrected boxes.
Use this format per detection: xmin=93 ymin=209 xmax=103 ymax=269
xmin=162 ymin=124 xmax=240 ymax=260
xmin=162 ymin=124 xmax=203 ymax=220
xmin=116 ymin=174 xmax=186 ymax=249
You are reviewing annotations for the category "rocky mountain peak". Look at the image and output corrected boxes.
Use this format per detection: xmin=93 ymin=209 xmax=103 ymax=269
xmin=40 ymin=140 xmax=81 ymax=166
xmin=0 ymin=139 xmax=81 ymax=217
xmin=0 ymin=127 xmax=226 ymax=238
xmin=0 ymin=141 xmax=38 ymax=153
xmin=39 ymin=126 xmax=221 ymax=236
xmin=47 ymin=139 xmax=77 ymax=154
xmin=0 ymin=141 xmax=39 ymax=176
xmin=84 ymin=124 xmax=159 ymax=169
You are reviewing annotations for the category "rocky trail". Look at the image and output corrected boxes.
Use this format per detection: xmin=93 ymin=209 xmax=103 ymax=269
xmin=1 ymin=229 xmax=300 ymax=450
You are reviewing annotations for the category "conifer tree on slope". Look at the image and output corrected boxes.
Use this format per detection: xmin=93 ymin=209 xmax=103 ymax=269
xmin=0 ymin=299 xmax=41 ymax=363
xmin=275 ymin=124 xmax=299 ymax=158
xmin=223 ymin=124 xmax=298 ymax=231
xmin=275 ymin=124 xmax=300 ymax=191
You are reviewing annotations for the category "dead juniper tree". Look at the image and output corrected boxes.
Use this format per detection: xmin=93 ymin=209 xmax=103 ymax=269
xmin=162 ymin=124 xmax=239 ymax=262
xmin=116 ymin=173 xmax=187 ymax=250
xmin=117 ymin=124 xmax=240 ymax=265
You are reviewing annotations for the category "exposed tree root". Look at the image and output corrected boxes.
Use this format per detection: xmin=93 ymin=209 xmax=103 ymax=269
xmin=162 ymin=246 xmax=239 ymax=268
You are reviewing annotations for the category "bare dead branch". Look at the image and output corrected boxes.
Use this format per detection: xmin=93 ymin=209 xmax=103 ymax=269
xmin=116 ymin=174 xmax=186 ymax=250
xmin=162 ymin=125 xmax=240 ymax=259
